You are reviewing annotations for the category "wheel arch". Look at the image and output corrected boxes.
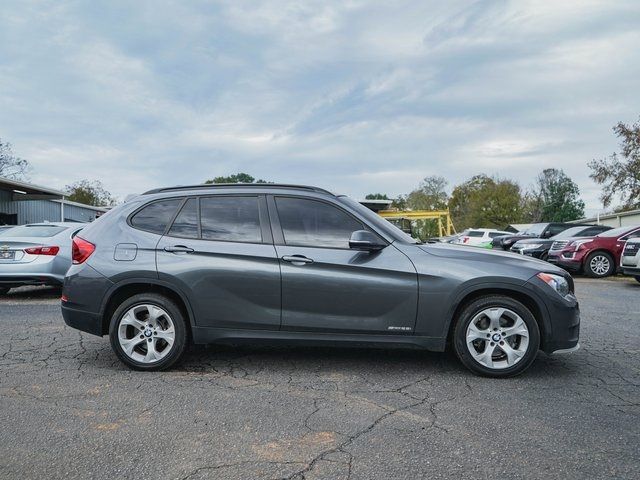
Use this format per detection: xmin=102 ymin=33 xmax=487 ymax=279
xmin=444 ymin=285 xmax=549 ymax=351
xmin=100 ymin=279 xmax=195 ymax=338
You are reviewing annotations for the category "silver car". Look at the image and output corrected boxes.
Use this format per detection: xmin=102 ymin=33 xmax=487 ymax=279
xmin=0 ymin=222 xmax=84 ymax=295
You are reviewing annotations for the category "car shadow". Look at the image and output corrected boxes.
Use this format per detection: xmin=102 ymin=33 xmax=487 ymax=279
xmin=3 ymin=285 xmax=61 ymax=299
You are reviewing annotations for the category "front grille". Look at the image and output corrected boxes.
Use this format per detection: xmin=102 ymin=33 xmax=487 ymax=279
xmin=551 ymin=240 xmax=569 ymax=251
xmin=624 ymin=243 xmax=639 ymax=256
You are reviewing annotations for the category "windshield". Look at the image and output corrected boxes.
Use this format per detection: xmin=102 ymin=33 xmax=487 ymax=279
xmin=1 ymin=225 xmax=66 ymax=238
xmin=337 ymin=196 xmax=420 ymax=244
xmin=521 ymin=223 xmax=548 ymax=236
xmin=552 ymin=226 xmax=587 ymax=240
xmin=597 ymin=226 xmax=638 ymax=238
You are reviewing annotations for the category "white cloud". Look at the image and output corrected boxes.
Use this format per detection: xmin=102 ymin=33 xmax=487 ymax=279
xmin=0 ymin=0 xmax=638 ymax=213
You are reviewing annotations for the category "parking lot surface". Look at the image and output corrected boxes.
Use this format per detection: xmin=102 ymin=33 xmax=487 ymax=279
xmin=1 ymin=279 xmax=638 ymax=480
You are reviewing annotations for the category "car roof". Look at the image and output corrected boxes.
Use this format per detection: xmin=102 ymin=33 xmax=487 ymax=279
xmin=142 ymin=183 xmax=334 ymax=196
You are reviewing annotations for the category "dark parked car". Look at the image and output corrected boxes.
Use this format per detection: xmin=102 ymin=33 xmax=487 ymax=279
xmin=548 ymin=225 xmax=640 ymax=277
xmin=62 ymin=184 xmax=580 ymax=377
xmin=510 ymin=225 xmax=612 ymax=260
xmin=491 ymin=222 xmax=592 ymax=250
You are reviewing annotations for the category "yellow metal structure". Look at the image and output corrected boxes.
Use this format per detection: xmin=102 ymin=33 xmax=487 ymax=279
xmin=378 ymin=209 xmax=456 ymax=237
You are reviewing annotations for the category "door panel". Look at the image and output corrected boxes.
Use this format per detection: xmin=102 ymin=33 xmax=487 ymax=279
xmin=157 ymin=237 xmax=281 ymax=330
xmin=268 ymin=195 xmax=418 ymax=334
xmin=156 ymin=195 xmax=280 ymax=330
xmin=276 ymin=244 xmax=418 ymax=333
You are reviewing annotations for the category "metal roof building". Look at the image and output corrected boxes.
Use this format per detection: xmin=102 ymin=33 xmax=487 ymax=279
xmin=0 ymin=177 xmax=108 ymax=225
xmin=569 ymin=208 xmax=640 ymax=228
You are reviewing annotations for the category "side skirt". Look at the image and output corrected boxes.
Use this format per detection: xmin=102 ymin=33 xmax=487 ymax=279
xmin=191 ymin=327 xmax=446 ymax=352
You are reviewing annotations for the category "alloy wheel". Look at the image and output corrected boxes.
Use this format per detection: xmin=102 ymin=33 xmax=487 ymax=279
xmin=465 ymin=307 xmax=530 ymax=369
xmin=589 ymin=255 xmax=610 ymax=276
xmin=117 ymin=304 xmax=176 ymax=364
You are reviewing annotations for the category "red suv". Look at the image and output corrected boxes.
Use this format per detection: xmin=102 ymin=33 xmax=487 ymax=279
xmin=548 ymin=225 xmax=640 ymax=277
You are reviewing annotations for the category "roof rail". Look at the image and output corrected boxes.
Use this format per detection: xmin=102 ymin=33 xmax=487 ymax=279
xmin=142 ymin=183 xmax=334 ymax=196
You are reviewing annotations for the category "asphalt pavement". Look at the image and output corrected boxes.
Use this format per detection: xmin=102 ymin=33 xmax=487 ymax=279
xmin=0 ymin=279 xmax=638 ymax=479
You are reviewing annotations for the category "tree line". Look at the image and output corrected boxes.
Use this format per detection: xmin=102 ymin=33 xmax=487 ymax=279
xmin=0 ymin=117 xmax=639 ymax=216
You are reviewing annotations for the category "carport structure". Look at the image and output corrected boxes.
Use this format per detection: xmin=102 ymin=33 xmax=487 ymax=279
xmin=0 ymin=177 xmax=70 ymax=224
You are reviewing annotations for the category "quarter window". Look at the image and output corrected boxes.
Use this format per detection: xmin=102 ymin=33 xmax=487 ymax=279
xmin=168 ymin=198 xmax=198 ymax=238
xmin=275 ymin=197 xmax=365 ymax=248
xmin=130 ymin=199 xmax=182 ymax=234
xmin=200 ymin=196 xmax=261 ymax=243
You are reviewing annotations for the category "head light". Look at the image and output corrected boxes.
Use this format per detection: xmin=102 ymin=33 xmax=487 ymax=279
xmin=568 ymin=239 xmax=592 ymax=251
xmin=537 ymin=272 xmax=570 ymax=297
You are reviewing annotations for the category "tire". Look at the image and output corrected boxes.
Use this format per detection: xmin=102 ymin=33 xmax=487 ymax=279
xmin=584 ymin=251 xmax=614 ymax=278
xmin=635 ymin=276 xmax=640 ymax=284
xmin=109 ymin=293 xmax=188 ymax=371
xmin=453 ymin=295 xmax=540 ymax=378
xmin=0 ymin=287 xmax=10 ymax=295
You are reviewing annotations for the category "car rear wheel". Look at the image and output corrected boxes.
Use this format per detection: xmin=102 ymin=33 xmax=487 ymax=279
xmin=109 ymin=293 xmax=188 ymax=371
xmin=585 ymin=251 xmax=614 ymax=278
xmin=453 ymin=295 xmax=540 ymax=377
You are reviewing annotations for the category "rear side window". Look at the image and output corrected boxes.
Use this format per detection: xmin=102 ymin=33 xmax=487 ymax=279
xmin=200 ymin=196 xmax=261 ymax=243
xmin=130 ymin=199 xmax=182 ymax=234
xmin=276 ymin=197 xmax=365 ymax=248
xmin=168 ymin=198 xmax=198 ymax=238
xmin=1 ymin=225 xmax=66 ymax=237
xmin=467 ymin=231 xmax=484 ymax=237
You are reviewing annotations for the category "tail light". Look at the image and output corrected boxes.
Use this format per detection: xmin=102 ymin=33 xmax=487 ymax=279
xmin=72 ymin=236 xmax=95 ymax=264
xmin=24 ymin=246 xmax=60 ymax=256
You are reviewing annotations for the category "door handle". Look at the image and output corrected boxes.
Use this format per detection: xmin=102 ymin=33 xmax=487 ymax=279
xmin=282 ymin=255 xmax=314 ymax=265
xmin=164 ymin=245 xmax=194 ymax=254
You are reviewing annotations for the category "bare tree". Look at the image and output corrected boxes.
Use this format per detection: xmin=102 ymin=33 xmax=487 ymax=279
xmin=0 ymin=138 xmax=30 ymax=180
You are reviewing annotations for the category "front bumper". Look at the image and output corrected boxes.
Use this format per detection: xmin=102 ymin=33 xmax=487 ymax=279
xmin=510 ymin=246 xmax=547 ymax=259
xmin=527 ymin=276 xmax=580 ymax=354
xmin=622 ymin=266 xmax=640 ymax=276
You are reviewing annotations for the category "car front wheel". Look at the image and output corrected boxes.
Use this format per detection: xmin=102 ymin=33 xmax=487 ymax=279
xmin=453 ymin=295 xmax=540 ymax=377
xmin=584 ymin=251 xmax=614 ymax=278
xmin=109 ymin=293 xmax=188 ymax=371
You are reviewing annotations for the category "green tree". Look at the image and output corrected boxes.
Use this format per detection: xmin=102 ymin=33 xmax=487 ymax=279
xmin=449 ymin=175 xmax=522 ymax=229
xmin=589 ymin=118 xmax=640 ymax=209
xmin=404 ymin=176 xmax=449 ymax=239
xmin=534 ymin=168 xmax=585 ymax=222
xmin=205 ymin=172 xmax=268 ymax=184
xmin=65 ymin=180 xmax=115 ymax=206
xmin=365 ymin=193 xmax=389 ymax=200
xmin=0 ymin=138 xmax=30 ymax=180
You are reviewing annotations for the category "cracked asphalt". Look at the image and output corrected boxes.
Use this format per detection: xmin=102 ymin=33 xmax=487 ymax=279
xmin=1 ymin=278 xmax=639 ymax=480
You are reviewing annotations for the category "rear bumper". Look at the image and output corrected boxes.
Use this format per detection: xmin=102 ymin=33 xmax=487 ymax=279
xmin=0 ymin=273 xmax=63 ymax=288
xmin=61 ymin=303 xmax=103 ymax=336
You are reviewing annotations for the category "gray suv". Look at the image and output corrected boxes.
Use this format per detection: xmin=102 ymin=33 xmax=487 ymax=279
xmin=62 ymin=184 xmax=580 ymax=377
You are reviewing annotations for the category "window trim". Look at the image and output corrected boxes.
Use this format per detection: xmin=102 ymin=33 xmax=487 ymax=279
xmin=127 ymin=197 xmax=186 ymax=236
xmin=198 ymin=194 xmax=265 ymax=245
xmin=267 ymin=194 xmax=387 ymax=251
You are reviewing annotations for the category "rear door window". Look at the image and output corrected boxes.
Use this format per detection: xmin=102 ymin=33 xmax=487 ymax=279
xmin=200 ymin=196 xmax=262 ymax=243
xmin=130 ymin=199 xmax=182 ymax=234
xmin=168 ymin=198 xmax=199 ymax=238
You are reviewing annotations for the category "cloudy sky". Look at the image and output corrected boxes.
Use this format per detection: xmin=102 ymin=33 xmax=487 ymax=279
xmin=1 ymin=0 xmax=639 ymax=214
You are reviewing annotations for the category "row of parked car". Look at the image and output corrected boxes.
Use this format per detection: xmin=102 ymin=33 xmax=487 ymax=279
xmin=452 ymin=222 xmax=640 ymax=280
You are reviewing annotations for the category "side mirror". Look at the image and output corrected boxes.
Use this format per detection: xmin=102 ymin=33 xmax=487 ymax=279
xmin=542 ymin=231 xmax=552 ymax=239
xmin=349 ymin=230 xmax=386 ymax=252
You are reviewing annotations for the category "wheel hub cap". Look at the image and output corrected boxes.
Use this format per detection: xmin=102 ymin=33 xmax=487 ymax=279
xmin=465 ymin=307 xmax=530 ymax=370
xmin=117 ymin=304 xmax=176 ymax=364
